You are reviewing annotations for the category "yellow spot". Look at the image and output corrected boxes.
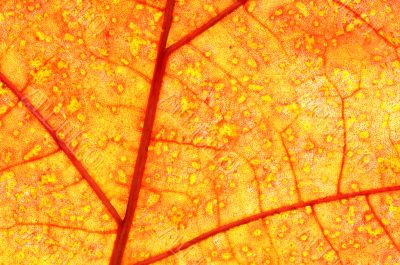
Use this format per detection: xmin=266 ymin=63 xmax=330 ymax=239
xmin=250 ymin=159 xmax=260 ymax=165
xmin=129 ymin=36 xmax=146 ymax=57
xmin=102 ymin=214 xmax=110 ymax=221
xmin=351 ymin=183 xmax=359 ymax=191
xmin=83 ymin=205 xmax=91 ymax=213
xmin=57 ymin=60 xmax=68 ymax=69
xmin=253 ymin=229 xmax=262 ymax=237
xmin=117 ymin=84 xmax=125 ymax=93
xmin=323 ymin=250 xmax=336 ymax=262
xmin=206 ymin=201 xmax=213 ymax=215
xmin=203 ymin=4 xmax=215 ymax=13
xmin=305 ymin=34 xmax=315 ymax=50
xmin=120 ymin=58 xmax=129 ymax=65
xmin=185 ymin=66 xmax=202 ymax=78
xmin=214 ymin=83 xmax=224 ymax=91
xmin=24 ymin=145 xmax=42 ymax=160
xmin=189 ymin=173 xmax=197 ymax=185
xmin=249 ymin=84 xmax=264 ymax=91
xmin=67 ymin=97 xmax=81 ymax=113
xmin=275 ymin=9 xmax=283 ymax=16
xmin=154 ymin=12 xmax=163 ymax=22
xmin=77 ymin=113 xmax=86 ymax=122
xmin=262 ymin=94 xmax=272 ymax=102
xmin=17 ymin=251 xmax=25 ymax=259
xmin=346 ymin=22 xmax=355 ymax=32
xmin=64 ymin=33 xmax=75 ymax=41
xmin=118 ymin=169 xmax=127 ymax=184
xmin=247 ymin=0 xmax=256 ymax=13
xmin=0 ymin=105 xmax=8 ymax=114
xmin=191 ymin=161 xmax=201 ymax=170
xmin=35 ymin=31 xmax=46 ymax=41
xmin=241 ymin=75 xmax=250 ymax=83
xmin=247 ymin=58 xmax=257 ymax=68
xmin=219 ymin=124 xmax=237 ymax=137
xmin=180 ymin=96 xmax=194 ymax=113
xmin=346 ymin=206 xmax=355 ymax=225
xmin=303 ymin=163 xmax=310 ymax=173
xmin=41 ymin=174 xmax=57 ymax=184
xmin=33 ymin=68 xmax=53 ymax=83
xmin=222 ymin=253 xmax=231 ymax=260
xmin=305 ymin=206 xmax=312 ymax=214
xmin=296 ymin=2 xmax=309 ymax=17
xmin=52 ymin=86 xmax=61 ymax=94
xmin=238 ymin=95 xmax=246 ymax=103
xmin=146 ymin=193 xmax=160 ymax=207
xmin=359 ymin=131 xmax=369 ymax=139
xmin=365 ymin=226 xmax=383 ymax=237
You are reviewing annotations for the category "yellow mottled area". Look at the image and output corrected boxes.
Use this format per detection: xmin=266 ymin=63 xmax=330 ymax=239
xmin=127 ymin=0 xmax=400 ymax=264
xmin=0 ymin=0 xmax=168 ymax=264
xmin=2 ymin=0 xmax=400 ymax=264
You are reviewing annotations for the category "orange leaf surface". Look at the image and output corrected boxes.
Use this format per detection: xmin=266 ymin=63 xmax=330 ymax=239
xmin=1 ymin=0 xmax=400 ymax=264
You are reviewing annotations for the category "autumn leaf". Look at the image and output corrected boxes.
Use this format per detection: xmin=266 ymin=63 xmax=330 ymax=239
xmin=1 ymin=0 xmax=400 ymax=264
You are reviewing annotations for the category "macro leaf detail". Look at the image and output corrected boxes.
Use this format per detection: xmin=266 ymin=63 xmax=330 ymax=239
xmin=1 ymin=0 xmax=400 ymax=265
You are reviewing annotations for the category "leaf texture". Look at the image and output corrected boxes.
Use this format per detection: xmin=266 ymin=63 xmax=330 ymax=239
xmin=1 ymin=0 xmax=400 ymax=264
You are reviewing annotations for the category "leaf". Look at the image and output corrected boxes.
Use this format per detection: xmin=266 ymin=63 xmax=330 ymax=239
xmin=1 ymin=0 xmax=400 ymax=264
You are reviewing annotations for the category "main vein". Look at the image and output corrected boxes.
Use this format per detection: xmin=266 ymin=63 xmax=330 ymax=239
xmin=108 ymin=0 xmax=176 ymax=264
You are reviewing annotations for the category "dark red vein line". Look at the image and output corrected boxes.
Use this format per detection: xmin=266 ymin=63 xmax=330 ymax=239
xmin=133 ymin=185 xmax=400 ymax=265
xmin=279 ymin=133 xmax=302 ymax=202
xmin=0 ymin=148 xmax=60 ymax=173
xmin=0 ymin=73 xmax=122 ymax=224
xmin=109 ymin=0 xmax=176 ymax=264
xmin=311 ymin=206 xmax=343 ymax=265
xmin=337 ymin=97 xmax=346 ymax=193
xmin=0 ymin=222 xmax=117 ymax=235
xmin=134 ymin=0 xmax=164 ymax=11
xmin=365 ymin=196 xmax=400 ymax=252
xmin=153 ymin=137 xmax=223 ymax=151
xmin=165 ymin=0 xmax=249 ymax=55
xmin=332 ymin=0 xmax=399 ymax=49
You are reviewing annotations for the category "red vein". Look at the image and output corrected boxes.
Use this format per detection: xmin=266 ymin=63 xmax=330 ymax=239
xmin=0 ymin=73 xmax=122 ymax=224
xmin=332 ymin=0 xmax=399 ymax=50
xmin=365 ymin=196 xmax=400 ymax=252
xmin=0 ymin=222 xmax=117 ymax=235
xmin=134 ymin=185 xmax=400 ymax=265
xmin=0 ymin=148 xmax=60 ymax=173
xmin=109 ymin=0 xmax=175 ymax=264
xmin=166 ymin=0 xmax=249 ymax=55
xmin=337 ymin=97 xmax=346 ymax=193
xmin=280 ymin=133 xmax=302 ymax=202
xmin=324 ymin=75 xmax=347 ymax=194
xmin=134 ymin=0 xmax=164 ymax=11
xmin=152 ymin=137 xmax=223 ymax=151
xmin=311 ymin=206 xmax=343 ymax=265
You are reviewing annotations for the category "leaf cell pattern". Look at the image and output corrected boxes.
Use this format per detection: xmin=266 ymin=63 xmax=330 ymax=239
xmin=1 ymin=0 xmax=400 ymax=265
